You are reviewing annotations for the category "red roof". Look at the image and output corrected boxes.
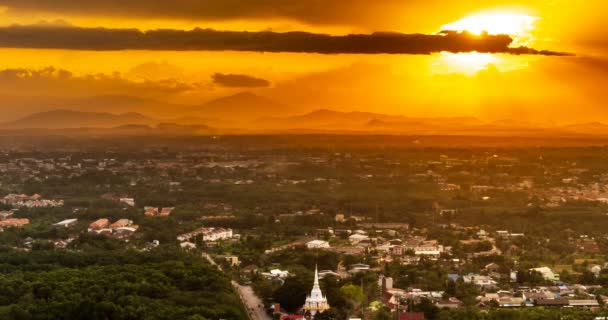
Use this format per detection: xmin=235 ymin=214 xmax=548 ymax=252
xmin=400 ymin=313 xmax=425 ymax=320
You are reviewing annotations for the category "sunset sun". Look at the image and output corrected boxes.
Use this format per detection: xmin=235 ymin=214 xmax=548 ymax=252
xmin=441 ymin=13 xmax=538 ymax=38
xmin=437 ymin=12 xmax=539 ymax=74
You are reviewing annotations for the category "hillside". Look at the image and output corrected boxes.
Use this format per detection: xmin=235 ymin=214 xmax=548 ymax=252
xmin=3 ymin=109 xmax=157 ymax=129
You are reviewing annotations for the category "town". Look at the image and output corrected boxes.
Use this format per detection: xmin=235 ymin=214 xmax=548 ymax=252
xmin=1 ymin=136 xmax=608 ymax=319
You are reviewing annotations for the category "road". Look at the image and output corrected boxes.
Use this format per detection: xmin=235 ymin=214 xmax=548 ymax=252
xmin=234 ymin=283 xmax=272 ymax=320
xmin=203 ymin=253 xmax=271 ymax=320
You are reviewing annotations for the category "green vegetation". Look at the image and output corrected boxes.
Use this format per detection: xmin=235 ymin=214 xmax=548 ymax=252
xmin=0 ymin=248 xmax=244 ymax=320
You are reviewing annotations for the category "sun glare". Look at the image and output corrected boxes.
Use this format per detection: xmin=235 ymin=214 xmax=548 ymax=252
xmin=442 ymin=13 xmax=538 ymax=44
xmin=433 ymin=52 xmax=499 ymax=75
xmin=435 ymin=12 xmax=538 ymax=74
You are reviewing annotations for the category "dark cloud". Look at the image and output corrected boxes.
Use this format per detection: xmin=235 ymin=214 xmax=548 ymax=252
xmin=0 ymin=25 xmax=570 ymax=56
xmin=0 ymin=66 xmax=197 ymax=96
xmin=212 ymin=73 xmax=270 ymax=88
xmin=0 ymin=0 xmax=437 ymax=28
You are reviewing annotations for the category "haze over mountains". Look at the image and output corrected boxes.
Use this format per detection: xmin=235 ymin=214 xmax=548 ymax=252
xmin=3 ymin=91 xmax=608 ymax=137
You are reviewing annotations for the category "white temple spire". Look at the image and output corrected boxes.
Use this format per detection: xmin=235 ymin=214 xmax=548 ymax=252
xmin=302 ymin=264 xmax=330 ymax=316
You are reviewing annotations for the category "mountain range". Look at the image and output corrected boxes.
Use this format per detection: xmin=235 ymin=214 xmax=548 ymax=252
xmin=4 ymin=92 xmax=608 ymax=137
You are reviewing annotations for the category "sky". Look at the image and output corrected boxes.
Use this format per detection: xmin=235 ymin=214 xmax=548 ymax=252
xmin=0 ymin=0 xmax=606 ymax=123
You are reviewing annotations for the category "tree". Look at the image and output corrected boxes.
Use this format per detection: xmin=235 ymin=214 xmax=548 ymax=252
xmin=339 ymin=284 xmax=364 ymax=309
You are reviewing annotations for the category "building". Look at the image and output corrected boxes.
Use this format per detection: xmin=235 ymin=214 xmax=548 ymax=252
xmin=261 ymin=269 xmax=290 ymax=281
xmin=224 ymin=256 xmax=240 ymax=266
xmin=0 ymin=210 xmax=14 ymax=220
xmin=160 ymin=207 xmax=174 ymax=217
xmin=307 ymin=240 xmax=330 ymax=249
xmin=0 ymin=218 xmax=29 ymax=228
xmin=144 ymin=207 xmax=159 ymax=217
xmin=349 ymin=233 xmax=370 ymax=244
xmin=110 ymin=219 xmax=133 ymax=229
xmin=531 ymin=267 xmax=560 ymax=282
xmin=180 ymin=242 xmax=197 ymax=250
xmin=463 ymin=274 xmax=498 ymax=289
xmin=53 ymin=218 xmax=78 ymax=228
xmin=302 ymin=266 xmax=330 ymax=317
xmin=177 ymin=227 xmax=233 ymax=242
xmin=88 ymin=218 xmax=110 ymax=230
xmin=1 ymin=194 xmax=63 ymax=208
xmin=144 ymin=207 xmax=174 ymax=217
xmin=119 ymin=198 xmax=135 ymax=207
xmin=114 ymin=227 xmax=139 ymax=238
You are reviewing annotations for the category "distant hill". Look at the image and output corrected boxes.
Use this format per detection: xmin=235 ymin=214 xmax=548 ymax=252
xmin=3 ymin=109 xmax=157 ymax=129
xmin=254 ymin=109 xmax=485 ymax=131
xmin=254 ymin=109 xmax=408 ymax=129
xmin=62 ymin=95 xmax=188 ymax=118
xmin=187 ymin=92 xmax=293 ymax=122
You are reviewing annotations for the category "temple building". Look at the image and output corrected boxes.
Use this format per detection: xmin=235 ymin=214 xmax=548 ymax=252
xmin=302 ymin=266 xmax=330 ymax=317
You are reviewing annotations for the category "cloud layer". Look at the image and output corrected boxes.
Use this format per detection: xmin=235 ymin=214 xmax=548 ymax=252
xmin=0 ymin=0 xmax=433 ymax=27
xmin=212 ymin=73 xmax=270 ymax=88
xmin=0 ymin=25 xmax=569 ymax=55
xmin=0 ymin=66 xmax=196 ymax=96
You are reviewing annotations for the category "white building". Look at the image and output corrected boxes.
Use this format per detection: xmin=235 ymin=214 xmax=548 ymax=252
xmin=463 ymin=274 xmax=498 ymax=289
xmin=307 ymin=240 xmax=330 ymax=249
xmin=531 ymin=267 xmax=560 ymax=282
xmin=349 ymin=234 xmax=370 ymax=244
xmin=52 ymin=218 xmax=78 ymax=228
xmin=302 ymin=266 xmax=330 ymax=317
xmin=119 ymin=198 xmax=136 ymax=207
xmin=177 ymin=227 xmax=233 ymax=242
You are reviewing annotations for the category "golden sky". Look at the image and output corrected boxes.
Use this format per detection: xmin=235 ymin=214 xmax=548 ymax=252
xmin=0 ymin=0 xmax=605 ymax=123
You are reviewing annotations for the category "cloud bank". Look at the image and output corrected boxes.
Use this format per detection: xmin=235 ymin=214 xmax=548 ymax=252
xmin=0 ymin=25 xmax=570 ymax=56
xmin=212 ymin=73 xmax=270 ymax=88
xmin=0 ymin=67 xmax=196 ymax=96
xmin=0 ymin=0 xmax=431 ymax=26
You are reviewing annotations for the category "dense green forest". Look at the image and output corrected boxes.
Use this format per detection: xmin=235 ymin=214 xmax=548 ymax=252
xmin=0 ymin=248 xmax=244 ymax=320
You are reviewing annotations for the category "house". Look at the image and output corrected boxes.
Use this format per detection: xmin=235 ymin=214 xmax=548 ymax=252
xmin=160 ymin=207 xmax=174 ymax=217
xmin=531 ymin=267 xmax=560 ymax=282
xmin=318 ymin=270 xmax=341 ymax=279
xmin=413 ymin=243 xmax=444 ymax=259
xmin=499 ymin=297 xmax=525 ymax=308
xmin=349 ymin=263 xmax=371 ymax=274
xmin=114 ymin=227 xmax=138 ymax=238
xmin=180 ymin=242 xmax=197 ymax=250
xmin=391 ymin=245 xmax=404 ymax=256
xmin=53 ymin=218 xmax=78 ymax=228
xmin=569 ymin=300 xmax=600 ymax=308
xmin=307 ymin=240 xmax=330 ymax=249
xmin=463 ymin=274 xmax=498 ymax=289
xmin=89 ymin=218 xmax=109 ymax=230
xmin=224 ymin=256 xmax=240 ymax=266
xmin=144 ymin=207 xmax=159 ymax=217
xmin=177 ymin=227 xmax=233 ymax=242
xmin=535 ymin=298 xmax=569 ymax=307
xmin=349 ymin=233 xmax=370 ymax=244
xmin=0 ymin=218 xmax=29 ymax=228
xmin=144 ymin=207 xmax=174 ymax=217
xmin=119 ymin=198 xmax=135 ymax=207
xmin=110 ymin=219 xmax=133 ymax=229
xmin=262 ymin=269 xmax=290 ymax=280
